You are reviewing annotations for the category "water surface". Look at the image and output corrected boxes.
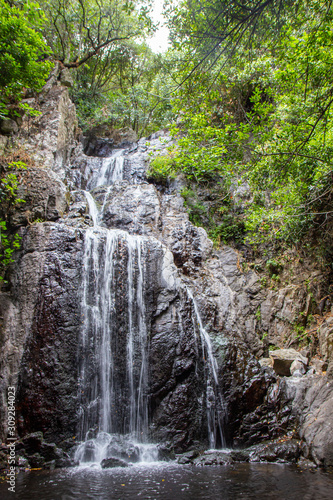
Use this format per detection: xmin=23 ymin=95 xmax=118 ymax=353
xmin=1 ymin=462 xmax=333 ymax=500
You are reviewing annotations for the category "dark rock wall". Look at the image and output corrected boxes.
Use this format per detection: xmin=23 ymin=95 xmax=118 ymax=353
xmin=15 ymin=224 xmax=83 ymax=443
xmin=0 ymin=83 xmax=333 ymax=466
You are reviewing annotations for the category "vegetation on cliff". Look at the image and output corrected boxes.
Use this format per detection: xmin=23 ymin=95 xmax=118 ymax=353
xmin=1 ymin=0 xmax=333 ymax=289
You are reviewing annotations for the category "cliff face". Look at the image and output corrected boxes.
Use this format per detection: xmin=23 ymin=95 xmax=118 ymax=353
xmin=0 ymin=80 xmax=333 ymax=467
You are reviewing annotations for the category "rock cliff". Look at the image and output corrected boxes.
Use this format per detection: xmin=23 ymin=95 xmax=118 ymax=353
xmin=0 ymin=78 xmax=332 ymax=468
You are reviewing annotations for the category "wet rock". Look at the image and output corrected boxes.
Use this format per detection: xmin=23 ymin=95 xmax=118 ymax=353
xmin=177 ymin=449 xmax=200 ymax=464
xmin=99 ymin=182 xmax=161 ymax=235
xmin=101 ymin=457 xmax=130 ymax=468
xmin=193 ymin=450 xmax=233 ymax=466
xmin=177 ymin=455 xmax=192 ymax=465
xmin=327 ymin=361 xmax=333 ymax=379
xmin=248 ymin=439 xmax=301 ymax=463
xmin=0 ymin=134 xmax=8 ymax=154
xmin=310 ymin=358 xmax=328 ymax=375
xmin=290 ymin=359 xmax=306 ymax=376
xmin=78 ymin=440 xmax=96 ymax=462
xmin=156 ymin=443 xmax=176 ymax=461
xmin=270 ymin=349 xmax=308 ymax=376
xmin=40 ymin=442 xmax=63 ymax=461
xmin=105 ymin=437 xmax=140 ymax=463
xmin=9 ymin=167 xmax=68 ymax=225
xmin=16 ymin=432 xmax=44 ymax=455
xmin=2 ymin=84 xmax=333 ymax=467
xmin=297 ymin=457 xmax=317 ymax=468
xmin=83 ymin=126 xmax=137 ymax=156
xmin=28 ymin=453 xmax=45 ymax=468
xmin=15 ymin=431 xmax=74 ymax=468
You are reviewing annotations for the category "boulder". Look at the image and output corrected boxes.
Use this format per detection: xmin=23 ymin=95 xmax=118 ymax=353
xmin=193 ymin=451 xmax=233 ymax=466
xmin=270 ymin=349 xmax=308 ymax=376
xmin=309 ymin=358 xmax=328 ymax=375
xmin=282 ymin=374 xmax=333 ymax=466
xmin=248 ymin=439 xmax=301 ymax=463
xmin=8 ymin=167 xmax=68 ymax=226
xmin=259 ymin=358 xmax=273 ymax=368
xmin=0 ymin=118 xmax=19 ymax=135
xmin=100 ymin=457 xmax=130 ymax=468
xmin=290 ymin=359 xmax=306 ymax=377
xmin=28 ymin=453 xmax=45 ymax=468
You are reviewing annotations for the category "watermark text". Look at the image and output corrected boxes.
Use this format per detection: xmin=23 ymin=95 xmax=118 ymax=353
xmin=7 ymin=386 xmax=16 ymax=493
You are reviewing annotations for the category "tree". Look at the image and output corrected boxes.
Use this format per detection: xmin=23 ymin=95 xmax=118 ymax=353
xmin=164 ymin=0 xmax=333 ymax=252
xmin=0 ymin=0 xmax=52 ymax=115
xmin=40 ymin=0 xmax=150 ymax=68
xmin=166 ymin=0 xmax=297 ymax=83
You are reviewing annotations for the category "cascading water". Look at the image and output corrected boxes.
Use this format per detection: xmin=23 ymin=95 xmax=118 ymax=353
xmin=187 ymin=289 xmax=226 ymax=449
xmin=75 ymin=142 xmax=227 ymax=466
xmin=75 ymin=155 xmax=157 ymax=465
xmin=88 ymin=149 xmax=125 ymax=190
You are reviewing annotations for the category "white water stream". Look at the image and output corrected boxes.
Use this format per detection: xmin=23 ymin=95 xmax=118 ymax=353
xmin=76 ymin=145 xmax=226 ymax=466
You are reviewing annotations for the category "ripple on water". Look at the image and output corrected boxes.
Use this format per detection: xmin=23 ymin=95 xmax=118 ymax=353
xmin=0 ymin=463 xmax=333 ymax=500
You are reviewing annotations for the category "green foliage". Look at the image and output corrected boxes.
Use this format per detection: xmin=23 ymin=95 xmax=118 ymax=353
xmin=0 ymin=0 xmax=52 ymax=115
xmin=208 ymin=215 xmax=245 ymax=246
xmin=146 ymin=152 xmax=177 ymax=183
xmin=72 ymin=41 xmax=174 ymax=136
xmin=165 ymin=0 xmax=333 ymax=255
xmin=0 ymin=161 xmax=26 ymax=284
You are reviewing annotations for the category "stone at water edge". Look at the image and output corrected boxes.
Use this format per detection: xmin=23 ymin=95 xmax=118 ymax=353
xmin=193 ymin=451 xmax=233 ymax=466
xmin=101 ymin=457 xmax=130 ymax=468
xmin=270 ymin=349 xmax=308 ymax=376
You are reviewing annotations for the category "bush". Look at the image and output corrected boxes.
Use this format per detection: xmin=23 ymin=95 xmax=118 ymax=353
xmin=146 ymin=154 xmax=177 ymax=184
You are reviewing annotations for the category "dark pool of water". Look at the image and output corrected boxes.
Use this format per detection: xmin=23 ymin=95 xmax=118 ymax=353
xmin=1 ymin=462 xmax=333 ymax=500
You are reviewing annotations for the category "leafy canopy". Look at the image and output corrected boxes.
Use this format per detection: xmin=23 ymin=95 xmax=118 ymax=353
xmin=0 ymin=0 xmax=52 ymax=105
xmin=163 ymin=0 xmax=333 ymax=252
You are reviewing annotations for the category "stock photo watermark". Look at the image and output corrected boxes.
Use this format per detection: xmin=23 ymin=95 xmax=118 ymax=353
xmin=6 ymin=386 xmax=16 ymax=493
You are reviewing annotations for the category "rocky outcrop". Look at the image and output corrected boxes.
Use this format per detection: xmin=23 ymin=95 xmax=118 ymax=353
xmin=282 ymin=374 xmax=333 ymax=467
xmin=270 ymin=349 xmax=308 ymax=377
xmin=319 ymin=316 xmax=333 ymax=362
xmin=0 ymin=222 xmax=83 ymax=444
xmin=1 ymin=84 xmax=333 ymax=469
xmin=17 ymin=84 xmax=78 ymax=178
xmin=9 ymin=167 xmax=68 ymax=226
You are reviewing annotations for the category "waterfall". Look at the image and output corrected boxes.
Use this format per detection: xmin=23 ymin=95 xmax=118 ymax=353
xmin=88 ymin=149 xmax=125 ymax=189
xmin=83 ymin=191 xmax=99 ymax=226
xmin=75 ymin=143 xmax=227 ymax=465
xmin=187 ymin=288 xmax=226 ymax=449
xmin=76 ymin=152 xmax=154 ymax=464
